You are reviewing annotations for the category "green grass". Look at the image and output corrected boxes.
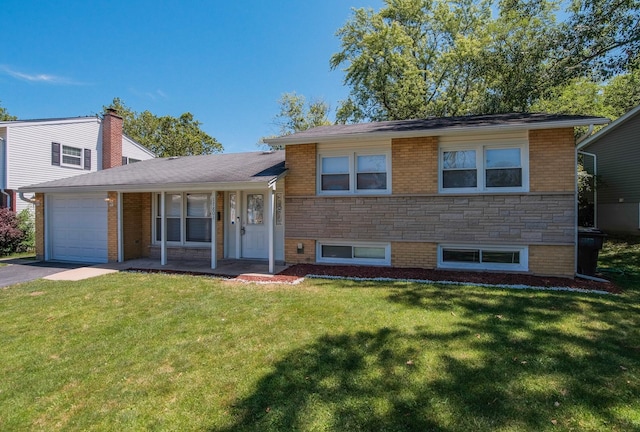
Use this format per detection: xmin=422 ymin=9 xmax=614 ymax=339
xmin=1 ymin=240 xmax=639 ymax=431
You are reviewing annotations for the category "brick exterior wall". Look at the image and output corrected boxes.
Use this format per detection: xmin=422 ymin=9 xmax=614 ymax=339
xmin=35 ymin=193 xmax=45 ymax=260
xmin=529 ymin=245 xmax=575 ymax=278
xmin=284 ymin=238 xmax=316 ymax=264
xmin=122 ymin=193 xmax=152 ymax=260
xmin=286 ymin=194 xmax=574 ymax=244
xmin=392 ymin=136 xmax=438 ymax=194
xmin=102 ymin=110 xmax=123 ymax=170
xmin=529 ymin=128 xmax=576 ymax=193
xmin=285 ymin=143 xmax=316 ymax=196
xmin=107 ymin=191 xmax=118 ymax=262
xmin=391 ymin=242 xmax=437 ymax=268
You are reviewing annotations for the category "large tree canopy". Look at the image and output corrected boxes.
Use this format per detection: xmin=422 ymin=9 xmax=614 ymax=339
xmin=0 ymin=100 xmax=17 ymax=121
xmin=103 ymin=98 xmax=223 ymax=157
xmin=330 ymin=0 xmax=640 ymax=122
xmin=272 ymin=92 xmax=331 ymax=136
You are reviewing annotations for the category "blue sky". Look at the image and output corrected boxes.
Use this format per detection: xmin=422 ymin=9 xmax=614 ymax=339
xmin=2 ymin=0 xmax=383 ymax=153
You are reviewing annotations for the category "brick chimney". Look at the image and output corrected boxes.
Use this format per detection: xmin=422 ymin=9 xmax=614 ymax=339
xmin=102 ymin=108 xmax=123 ymax=169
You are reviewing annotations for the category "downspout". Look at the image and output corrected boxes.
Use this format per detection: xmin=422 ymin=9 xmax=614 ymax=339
xmin=19 ymin=192 xmax=39 ymax=205
xmin=576 ymin=124 xmax=594 ymax=145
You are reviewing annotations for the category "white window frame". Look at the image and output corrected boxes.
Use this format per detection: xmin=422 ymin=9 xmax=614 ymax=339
xmin=153 ymin=192 xmax=213 ymax=246
xmin=317 ymin=149 xmax=392 ymax=195
xmin=316 ymin=240 xmax=391 ymax=266
xmin=438 ymin=244 xmax=529 ymax=272
xmin=439 ymin=139 xmax=529 ymax=193
xmin=61 ymin=145 xmax=83 ymax=169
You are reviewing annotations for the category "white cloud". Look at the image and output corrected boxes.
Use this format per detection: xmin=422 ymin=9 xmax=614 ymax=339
xmin=0 ymin=65 xmax=87 ymax=85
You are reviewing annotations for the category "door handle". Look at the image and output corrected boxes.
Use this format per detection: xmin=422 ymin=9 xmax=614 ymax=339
xmin=241 ymin=227 xmax=246 ymax=236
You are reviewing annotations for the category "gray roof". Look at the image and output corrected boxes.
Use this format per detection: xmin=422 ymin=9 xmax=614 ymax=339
xmin=21 ymin=151 xmax=286 ymax=193
xmin=264 ymin=112 xmax=610 ymax=145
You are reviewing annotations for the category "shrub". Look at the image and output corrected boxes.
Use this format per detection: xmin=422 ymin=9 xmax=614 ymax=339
xmin=16 ymin=208 xmax=35 ymax=253
xmin=0 ymin=208 xmax=24 ymax=256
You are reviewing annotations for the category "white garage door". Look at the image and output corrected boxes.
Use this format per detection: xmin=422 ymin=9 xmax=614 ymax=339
xmin=49 ymin=194 xmax=108 ymax=263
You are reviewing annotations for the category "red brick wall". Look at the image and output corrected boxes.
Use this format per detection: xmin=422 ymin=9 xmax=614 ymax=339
xmin=102 ymin=110 xmax=123 ymax=170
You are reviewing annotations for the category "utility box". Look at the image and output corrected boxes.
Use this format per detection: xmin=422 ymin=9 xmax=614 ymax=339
xmin=577 ymin=228 xmax=607 ymax=276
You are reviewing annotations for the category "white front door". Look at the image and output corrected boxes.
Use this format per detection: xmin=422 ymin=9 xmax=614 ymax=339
xmin=242 ymin=191 xmax=268 ymax=259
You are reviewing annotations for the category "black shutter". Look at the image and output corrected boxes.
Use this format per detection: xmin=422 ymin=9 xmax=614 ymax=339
xmin=84 ymin=149 xmax=91 ymax=170
xmin=51 ymin=142 xmax=60 ymax=166
xmin=122 ymin=156 xmax=128 ymax=165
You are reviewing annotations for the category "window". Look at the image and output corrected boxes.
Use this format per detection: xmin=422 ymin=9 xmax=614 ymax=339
xmin=275 ymin=193 xmax=283 ymax=225
xmin=122 ymin=157 xmax=141 ymax=165
xmin=318 ymin=151 xmax=390 ymax=194
xmin=51 ymin=142 xmax=91 ymax=170
xmin=155 ymin=193 xmax=213 ymax=244
xmin=317 ymin=241 xmax=390 ymax=265
xmin=438 ymin=245 xmax=528 ymax=271
xmin=439 ymin=140 xmax=527 ymax=193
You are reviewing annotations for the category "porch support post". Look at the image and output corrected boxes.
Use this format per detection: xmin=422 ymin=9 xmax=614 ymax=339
xmin=117 ymin=191 xmax=123 ymax=262
xmin=235 ymin=189 xmax=241 ymax=259
xmin=211 ymin=191 xmax=217 ymax=269
xmin=160 ymin=192 xmax=167 ymax=266
xmin=268 ymin=187 xmax=275 ymax=274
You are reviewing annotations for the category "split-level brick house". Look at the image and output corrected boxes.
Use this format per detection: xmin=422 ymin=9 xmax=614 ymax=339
xmin=21 ymin=113 xmax=608 ymax=278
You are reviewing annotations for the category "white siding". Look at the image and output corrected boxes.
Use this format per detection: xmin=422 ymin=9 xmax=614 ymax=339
xmin=0 ymin=127 xmax=7 ymax=189
xmin=122 ymin=135 xmax=155 ymax=161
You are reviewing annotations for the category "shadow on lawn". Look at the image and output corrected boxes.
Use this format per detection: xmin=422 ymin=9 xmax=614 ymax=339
xmin=213 ymin=286 xmax=639 ymax=431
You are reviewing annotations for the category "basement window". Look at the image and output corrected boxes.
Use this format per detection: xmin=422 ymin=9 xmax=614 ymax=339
xmin=438 ymin=245 xmax=528 ymax=271
xmin=317 ymin=241 xmax=390 ymax=265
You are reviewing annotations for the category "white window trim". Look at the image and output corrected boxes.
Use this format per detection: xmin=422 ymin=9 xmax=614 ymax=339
xmin=438 ymin=244 xmax=529 ymax=272
xmin=438 ymin=140 xmax=529 ymax=194
xmin=317 ymin=149 xmax=392 ymax=195
xmin=61 ymin=145 xmax=83 ymax=169
xmin=316 ymin=240 xmax=391 ymax=266
xmin=153 ymin=192 xmax=213 ymax=247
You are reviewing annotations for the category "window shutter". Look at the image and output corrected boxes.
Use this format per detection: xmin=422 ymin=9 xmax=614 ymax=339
xmin=122 ymin=156 xmax=128 ymax=165
xmin=84 ymin=149 xmax=91 ymax=170
xmin=51 ymin=142 xmax=60 ymax=166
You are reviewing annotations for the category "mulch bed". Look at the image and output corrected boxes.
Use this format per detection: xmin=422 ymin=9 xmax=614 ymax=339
xmin=277 ymin=263 xmax=620 ymax=293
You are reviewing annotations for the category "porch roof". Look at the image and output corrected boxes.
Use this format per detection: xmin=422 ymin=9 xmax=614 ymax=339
xmin=20 ymin=151 xmax=287 ymax=193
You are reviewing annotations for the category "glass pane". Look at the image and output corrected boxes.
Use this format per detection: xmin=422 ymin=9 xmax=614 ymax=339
xmin=62 ymin=155 xmax=81 ymax=165
xmin=357 ymin=155 xmax=386 ymax=172
xmin=483 ymin=251 xmax=520 ymax=264
xmin=166 ymin=194 xmax=182 ymax=217
xmin=322 ymin=156 xmax=349 ymax=174
xmin=321 ymin=174 xmax=350 ymax=190
xmin=443 ymin=150 xmax=476 ymax=169
xmin=62 ymin=146 xmax=82 ymax=157
xmin=322 ymin=245 xmax=352 ymax=259
xmin=486 ymin=168 xmax=522 ymax=187
xmin=354 ymin=247 xmax=386 ymax=259
xmin=156 ymin=194 xmax=161 ymax=217
xmin=443 ymin=169 xmax=477 ymax=188
xmin=187 ymin=193 xmax=210 ymax=217
xmin=486 ymin=148 xmax=520 ymax=168
xmin=357 ymin=173 xmax=387 ymax=190
xmin=442 ymin=249 xmax=480 ymax=263
xmin=247 ymin=194 xmax=264 ymax=224
xmin=275 ymin=193 xmax=283 ymax=225
xmin=155 ymin=217 xmax=180 ymax=242
xmin=186 ymin=219 xmax=211 ymax=242
xmin=229 ymin=193 xmax=236 ymax=224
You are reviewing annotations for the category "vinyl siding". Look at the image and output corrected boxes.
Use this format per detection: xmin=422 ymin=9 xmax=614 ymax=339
xmin=122 ymin=135 xmax=154 ymax=161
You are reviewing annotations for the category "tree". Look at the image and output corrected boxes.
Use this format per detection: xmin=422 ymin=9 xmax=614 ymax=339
xmin=330 ymin=0 xmax=640 ymax=122
xmin=103 ymin=98 xmax=223 ymax=157
xmin=273 ymin=92 xmax=331 ymax=135
xmin=0 ymin=100 xmax=17 ymax=121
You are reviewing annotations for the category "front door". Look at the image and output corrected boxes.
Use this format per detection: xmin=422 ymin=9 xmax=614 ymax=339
xmin=242 ymin=191 xmax=268 ymax=259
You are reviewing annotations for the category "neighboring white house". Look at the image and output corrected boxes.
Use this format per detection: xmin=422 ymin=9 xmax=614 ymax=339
xmin=0 ymin=110 xmax=154 ymax=214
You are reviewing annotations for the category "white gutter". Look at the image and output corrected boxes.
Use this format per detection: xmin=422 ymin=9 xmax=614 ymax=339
xmin=18 ymin=192 xmax=38 ymax=205
xmin=576 ymin=124 xmax=594 ymax=144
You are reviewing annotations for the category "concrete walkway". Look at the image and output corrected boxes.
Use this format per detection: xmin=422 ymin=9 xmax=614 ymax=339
xmin=1 ymin=257 xmax=287 ymax=287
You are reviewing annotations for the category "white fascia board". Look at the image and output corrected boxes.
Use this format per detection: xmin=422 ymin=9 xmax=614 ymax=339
xmin=0 ymin=117 xmax=100 ymax=128
xmin=19 ymin=180 xmax=281 ymax=194
xmin=265 ymin=118 xmax=610 ymax=146
xmin=577 ymin=105 xmax=640 ymax=151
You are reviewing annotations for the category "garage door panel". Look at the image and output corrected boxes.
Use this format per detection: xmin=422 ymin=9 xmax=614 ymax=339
xmin=49 ymin=194 xmax=108 ymax=263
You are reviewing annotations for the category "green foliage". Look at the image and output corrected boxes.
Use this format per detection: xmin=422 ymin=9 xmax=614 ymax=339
xmin=331 ymin=0 xmax=640 ymax=122
xmin=0 ymin=208 xmax=24 ymax=256
xmin=103 ymin=98 xmax=223 ymax=157
xmin=0 ymin=100 xmax=17 ymax=121
xmin=16 ymin=208 xmax=35 ymax=253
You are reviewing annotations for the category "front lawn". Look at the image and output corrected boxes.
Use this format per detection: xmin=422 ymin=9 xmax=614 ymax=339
xmin=1 ymin=241 xmax=639 ymax=431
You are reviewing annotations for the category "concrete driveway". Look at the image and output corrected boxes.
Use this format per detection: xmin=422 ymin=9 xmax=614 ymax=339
xmin=0 ymin=259 xmax=92 ymax=288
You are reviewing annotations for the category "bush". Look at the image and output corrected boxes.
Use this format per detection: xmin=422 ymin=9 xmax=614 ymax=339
xmin=16 ymin=208 xmax=35 ymax=253
xmin=0 ymin=208 xmax=25 ymax=256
